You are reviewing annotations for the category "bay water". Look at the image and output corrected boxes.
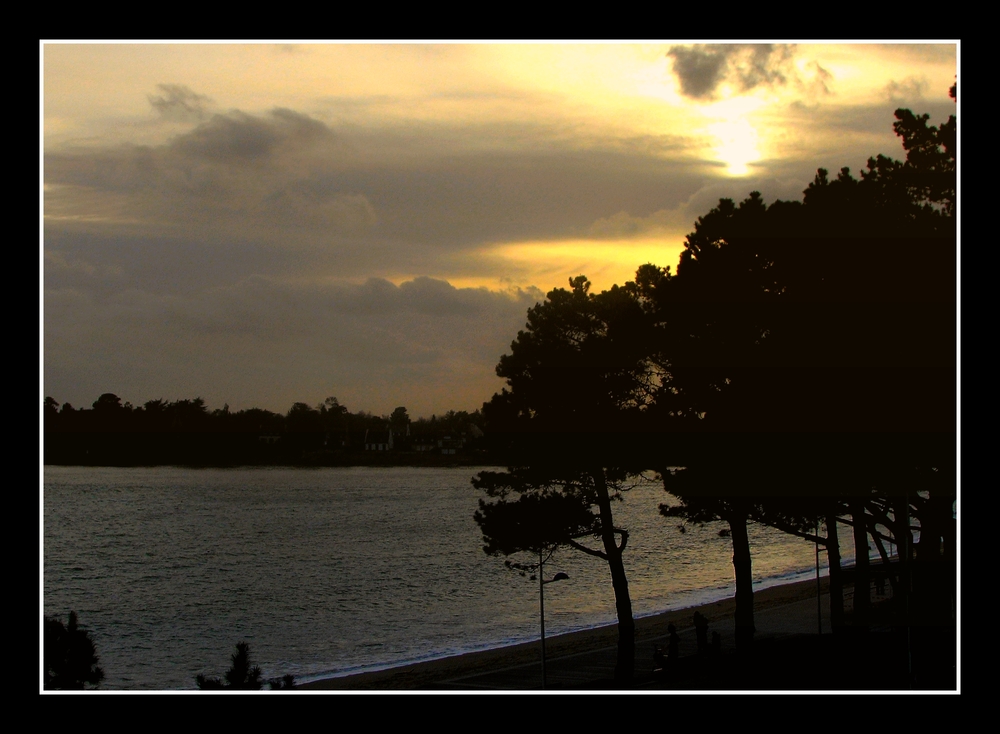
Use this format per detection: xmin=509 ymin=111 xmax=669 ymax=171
xmin=43 ymin=465 xmax=851 ymax=690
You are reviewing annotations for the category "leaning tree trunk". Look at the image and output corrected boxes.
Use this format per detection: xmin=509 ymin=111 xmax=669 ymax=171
xmin=592 ymin=469 xmax=635 ymax=682
xmin=826 ymin=508 xmax=846 ymax=633
xmin=726 ymin=504 xmax=755 ymax=649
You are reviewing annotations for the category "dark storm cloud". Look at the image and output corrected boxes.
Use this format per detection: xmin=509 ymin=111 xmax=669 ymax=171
xmin=148 ymin=84 xmax=213 ymax=123
xmin=667 ymin=44 xmax=796 ymax=100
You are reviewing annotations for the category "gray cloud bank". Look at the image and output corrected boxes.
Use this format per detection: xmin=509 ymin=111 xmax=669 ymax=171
xmin=45 ymin=272 xmax=542 ymax=417
xmin=148 ymin=84 xmax=214 ymax=123
xmin=45 ymin=104 xmax=705 ymax=261
xmin=43 ymin=100 xmax=695 ymax=414
xmin=44 ymin=85 xmax=937 ymax=415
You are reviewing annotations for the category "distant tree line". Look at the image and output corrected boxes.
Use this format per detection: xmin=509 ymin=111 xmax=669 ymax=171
xmin=44 ymin=393 xmax=487 ymax=466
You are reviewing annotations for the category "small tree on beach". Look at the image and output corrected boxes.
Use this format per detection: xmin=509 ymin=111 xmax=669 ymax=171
xmin=44 ymin=611 xmax=105 ymax=690
xmin=268 ymin=674 xmax=296 ymax=690
xmin=196 ymin=641 xmax=264 ymax=690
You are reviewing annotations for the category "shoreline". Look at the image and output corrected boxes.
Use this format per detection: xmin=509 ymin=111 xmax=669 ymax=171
xmin=299 ymin=575 xmax=830 ymax=690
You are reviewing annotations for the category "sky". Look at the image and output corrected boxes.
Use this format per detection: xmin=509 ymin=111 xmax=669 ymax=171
xmin=42 ymin=42 xmax=958 ymax=419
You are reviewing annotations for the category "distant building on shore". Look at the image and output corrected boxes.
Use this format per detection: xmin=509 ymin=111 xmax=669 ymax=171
xmin=364 ymin=428 xmax=394 ymax=451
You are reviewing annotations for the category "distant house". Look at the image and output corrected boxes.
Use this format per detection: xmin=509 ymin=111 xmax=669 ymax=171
xmin=364 ymin=428 xmax=393 ymax=451
xmin=412 ymin=437 xmax=438 ymax=453
xmin=438 ymin=435 xmax=464 ymax=455
xmin=411 ymin=432 xmax=466 ymax=455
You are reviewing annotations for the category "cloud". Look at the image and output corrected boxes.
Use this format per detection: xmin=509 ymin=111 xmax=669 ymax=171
xmin=174 ymin=110 xmax=284 ymax=162
xmin=45 ymin=105 xmax=376 ymax=251
xmin=586 ymin=173 xmax=822 ymax=244
xmin=667 ymin=44 xmax=796 ymax=100
xmin=43 ymin=45 xmax=958 ymax=422
xmin=148 ymin=84 xmax=213 ymax=123
xmin=796 ymin=60 xmax=833 ymax=98
xmin=45 ymin=90 xmax=935 ymax=305
xmin=884 ymin=76 xmax=929 ymax=104
xmin=44 ymin=101 xmax=708 ymax=292
xmin=172 ymin=107 xmax=332 ymax=163
xmin=587 ymin=208 xmax=688 ymax=239
xmin=44 ymin=274 xmax=544 ymax=417
xmin=871 ymin=44 xmax=956 ymax=64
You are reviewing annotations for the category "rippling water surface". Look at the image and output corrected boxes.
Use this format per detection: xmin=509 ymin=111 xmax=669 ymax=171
xmin=43 ymin=465 xmax=845 ymax=689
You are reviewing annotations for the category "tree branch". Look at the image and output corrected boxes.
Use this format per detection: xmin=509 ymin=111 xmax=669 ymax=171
xmin=566 ymin=537 xmax=608 ymax=560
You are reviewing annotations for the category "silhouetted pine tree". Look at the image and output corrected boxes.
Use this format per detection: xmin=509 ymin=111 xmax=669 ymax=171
xmin=44 ymin=611 xmax=105 ymax=690
xmin=196 ymin=641 xmax=263 ymax=690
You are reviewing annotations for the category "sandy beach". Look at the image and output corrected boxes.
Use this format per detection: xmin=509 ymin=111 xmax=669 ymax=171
xmin=298 ymin=572 xmax=957 ymax=691
xmin=299 ymin=576 xmax=838 ymax=690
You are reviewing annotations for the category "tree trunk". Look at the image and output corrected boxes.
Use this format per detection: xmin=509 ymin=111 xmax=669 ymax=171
xmin=592 ymin=470 xmax=635 ymax=682
xmin=893 ymin=495 xmax=912 ymax=629
xmin=941 ymin=489 xmax=956 ymax=624
xmin=826 ymin=509 xmax=846 ymax=633
xmin=917 ymin=483 xmax=954 ymax=624
xmin=868 ymin=523 xmax=897 ymax=596
xmin=726 ymin=505 xmax=755 ymax=649
xmin=849 ymin=499 xmax=870 ymax=630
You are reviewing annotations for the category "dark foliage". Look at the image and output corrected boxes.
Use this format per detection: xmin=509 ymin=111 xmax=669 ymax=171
xmin=474 ymin=275 xmax=660 ymax=681
xmin=196 ymin=641 xmax=264 ymax=690
xmin=476 ymin=87 xmax=956 ymax=675
xmin=268 ymin=674 xmax=296 ymax=690
xmin=44 ymin=611 xmax=105 ymax=690
xmin=44 ymin=392 xmax=487 ymax=466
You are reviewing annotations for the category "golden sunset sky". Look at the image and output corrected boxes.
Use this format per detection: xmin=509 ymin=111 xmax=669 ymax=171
xmin=42 ymin=42 xmax=958 ymax=417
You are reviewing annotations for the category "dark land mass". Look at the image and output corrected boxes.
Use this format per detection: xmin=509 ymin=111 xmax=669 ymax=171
xmin=43 ymin=395 xmax=493 ymax=467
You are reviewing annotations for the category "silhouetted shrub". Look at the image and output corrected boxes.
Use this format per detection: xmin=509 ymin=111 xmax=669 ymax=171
xmin=44 ymin=611 xmax=105 ymax=690
xmin=196 ymin=641 xmax=263 ymax=690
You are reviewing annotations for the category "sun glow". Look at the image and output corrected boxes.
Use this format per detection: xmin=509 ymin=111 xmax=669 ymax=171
xmin=459 ymin=237 xmax=688 ymax=295
xmin=701 ymin=96 xmax=765 ymax=177
xmin=707 ymin=117 xmax=759 ymax=176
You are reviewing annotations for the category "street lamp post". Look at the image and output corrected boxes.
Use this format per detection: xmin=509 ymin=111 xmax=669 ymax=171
xmin=816 ymin=517 xmax=823 ymax=635
xmin=538 ymin=548 xmax=568 ymax=690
